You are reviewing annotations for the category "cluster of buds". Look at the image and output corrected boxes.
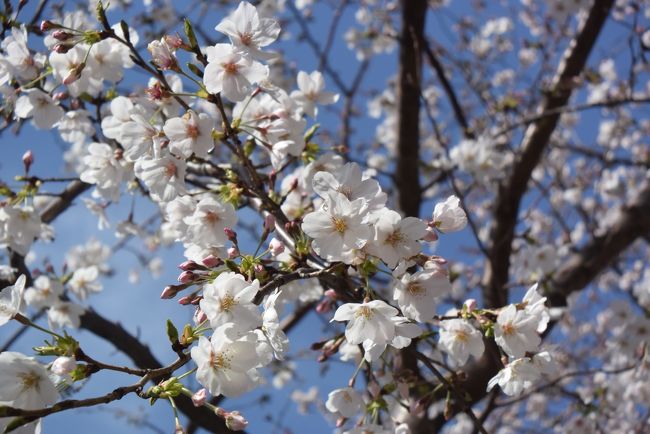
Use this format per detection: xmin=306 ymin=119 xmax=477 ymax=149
xmin=40 ymin=20 xmax=105 ymax=55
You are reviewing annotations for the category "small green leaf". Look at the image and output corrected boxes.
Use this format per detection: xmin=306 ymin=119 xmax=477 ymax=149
xmin=166 ymin=319 xmax=179 ymax=345
xmin=184 ymin=18 xmax=199 ymax=50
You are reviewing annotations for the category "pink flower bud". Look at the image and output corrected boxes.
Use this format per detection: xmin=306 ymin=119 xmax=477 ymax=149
xmin=53 ymin=43 xmax=71 ymax=54
xmin=223 ymin=411 xmax=248 ymax=431
xmin=227 ymin=247 xmax=239 ymax=259
xmin=263 ymin=215 xmax=275 ymax=232
xmin=177 ymin=271 xmax=195 ymax=284
xmin=463 ymin=298 xmax=477 ymax=312
xmin=201 ymin=255 xmax=222 ymax=268
xmin=224 ymin=227 xmax=237 ymax=242
xmin=315 ymin=299 xmax=332 ymax=313
xmin=191 ymin=388 xmax=207 ymax=407
xmin=52 ymin=30 xmax=72 ymax=41
xmin=40 ymin=20 xmax=58 ymax=32
xmin=22 ymin=150 xmax=33 ymax=172
xmin=324 ymin=289 xmax=337 ymax=300
xmin=63 ymin=63 xmax=85 ymax=85
xmin=179 ymin=260 xmax=200 ymax=271
xmin=52 ymin=91 xmax=68 ymax=101
xmin=268 ymin=238 xmax=285 ymax=256
xmin=178 ymin=295 xmax=192 ymax=305
xmin=164 ymin=34 xmax=184 ymax=49
xmin=193 ymin=308 xmax=207 ymax=325
xmin=160 ymin=285 xmax=177 ymax=299
xmin=336 ymin=417 xmax=346 ymax=428
xmin=51 ymin=356 xmax=76 ymax=376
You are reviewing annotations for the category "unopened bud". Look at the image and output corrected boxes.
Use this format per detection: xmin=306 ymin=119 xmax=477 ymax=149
xmin=160 ymin=285 xmax=178 ymax=299
xmin=263 ymin=215 xmax=275 ymax=232
xmin=336 ymin=417 xmax=346 ymax=428
xmin=227 ymin=247 xmax=239 ymax=259
xmin=191 ymin=388 xmax=207 ymax=407
xmin=52 ymin=30 xmax=73 ymax=41
xmin=253 ymin=264 xmax=266 ymax=278
xmin=40 ymin=20 xmax=59 ymax=32
xmin=51 ymin=356 xmax=76 ymax=376
xmin=179 ymin=260 xmax=200 ymax=271
xmin=193 ymin=308 xmax=207 ymax=325
xmin=315 ymin=299 xmax=332 ymax=313
xmin=268 ymin=238 xmax=285 ymax=256
xmin=463 ymin=298 xmax=477 ymax=312
xmin=63 ymin=63 xmax=85 ymax=85
xmin=224 ymin=227 xmax=237 ymax=242
xmin=52 ymin=91 xmax=68 ymax=101
xmin=164 ymin=34 xmax=184 ymax=49
xmin=223 ymin=411 xmax=248 ymax=431
xmin=178 ymin=295 xmax=192 ymax=305
xmin=177 ymin=271 xmax=195 ymax=284
xmin=22 ymin=150 xmax=33 ymax=172
xmin=201 ymin=255 xmax=222 ymax=268
xmin=53 ymin=43 xmax=71 ymax=54
xmin=324 ymin=289 xmax=337 ymax=300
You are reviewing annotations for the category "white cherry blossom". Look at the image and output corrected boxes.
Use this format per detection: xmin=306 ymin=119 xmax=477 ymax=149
xmin=203 ymin=43 xmax=269 ymax=102
xmin=0 ymin=274 xmax=26 ymax=326
xmin=494 ymin=304 xmax=541 ymax=358
xmin=215 ymin=1 xmax=280 ymax=60
xmin=438 ymin=318 xmax=485 ymax=365
xmin=332 ymin=300 xmax=398 ymax=345
xmin=200 ymin=272 xmax=261 ymax=334
xmin=290 ymin=70 xmax=339 ymax=118
xmin=164 ymin=110 xmax=215 ymax=159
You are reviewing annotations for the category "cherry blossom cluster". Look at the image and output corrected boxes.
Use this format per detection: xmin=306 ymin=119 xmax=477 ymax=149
xmin=0 ymin=0 xmax=648 ymax=433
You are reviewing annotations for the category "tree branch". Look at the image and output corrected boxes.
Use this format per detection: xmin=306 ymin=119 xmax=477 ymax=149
xmin=394 ymin=0 xmax=426 ymax=218
xmin=481 ymin=0 xmax=615 ymax=308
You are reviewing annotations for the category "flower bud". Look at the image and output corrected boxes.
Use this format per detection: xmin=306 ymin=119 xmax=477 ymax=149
xmin=191 ymin=388 xmax=207 ymax=407
xmin=52 ymin=30 xmax=73 ymax=41
xmin=51 ymin=356 xmax=76 ymax=376
xmin=52 ymin=91 xmax=68 ymax=101
xmin=323 ymin=289 xmax=337 ymax=300
xmin=179 ymin=260 xmax=200 ymax=271
xmin=463 ymin=298 xmax=477 ymax=312
xmin=224 ymin=227 xmax=237 ymax=242
xmin=63 ymin=62 xmax=85 ymax=85
xmin=164 ymin=34 xmax=185 ymax=49
xmin=40 ymin=20 xmax=59 ymax=32
xmin=177 ymin=271 xmax=195 ymax=284
xmin=263 ymin=215 xmax=275 ymax=232
xmin=22 ymin=150 xmax=33 ymax=173
xmin=201 ymin=255 xmax=222 ymax=268
xmin=268 ymin=238 xmax=285 ymax=256
xmin=178 ymin=295 xmax=192 ymax=305
xmin=160 ymin=285 xmax=178 ymax=299
xmin=193 ymin=308 xmax=207 ymax=325
xmin=223 ymin=411 xmax=248 ymax=431
xmin=315 ymin=299 xmax=332 ymax=313
xmin=227 ymin=247 xmax=239 ymax=259
xmin=53 ymin=43 xmax=71 ymax=54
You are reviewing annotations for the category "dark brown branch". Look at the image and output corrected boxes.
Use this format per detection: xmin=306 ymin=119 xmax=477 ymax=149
xmin=394 ymin=0 xmax=427 ymax=218
xmin=422 ymin=39 xmax=474 ymax=139
xmin=481 ymin=0 xmax=615 ymax=308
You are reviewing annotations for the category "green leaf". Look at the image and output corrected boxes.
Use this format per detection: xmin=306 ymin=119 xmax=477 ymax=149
xmin=166 ymin=319 xmax=179 ymax=345
xmin=184 ymin=18 xmax=199 ymax=50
